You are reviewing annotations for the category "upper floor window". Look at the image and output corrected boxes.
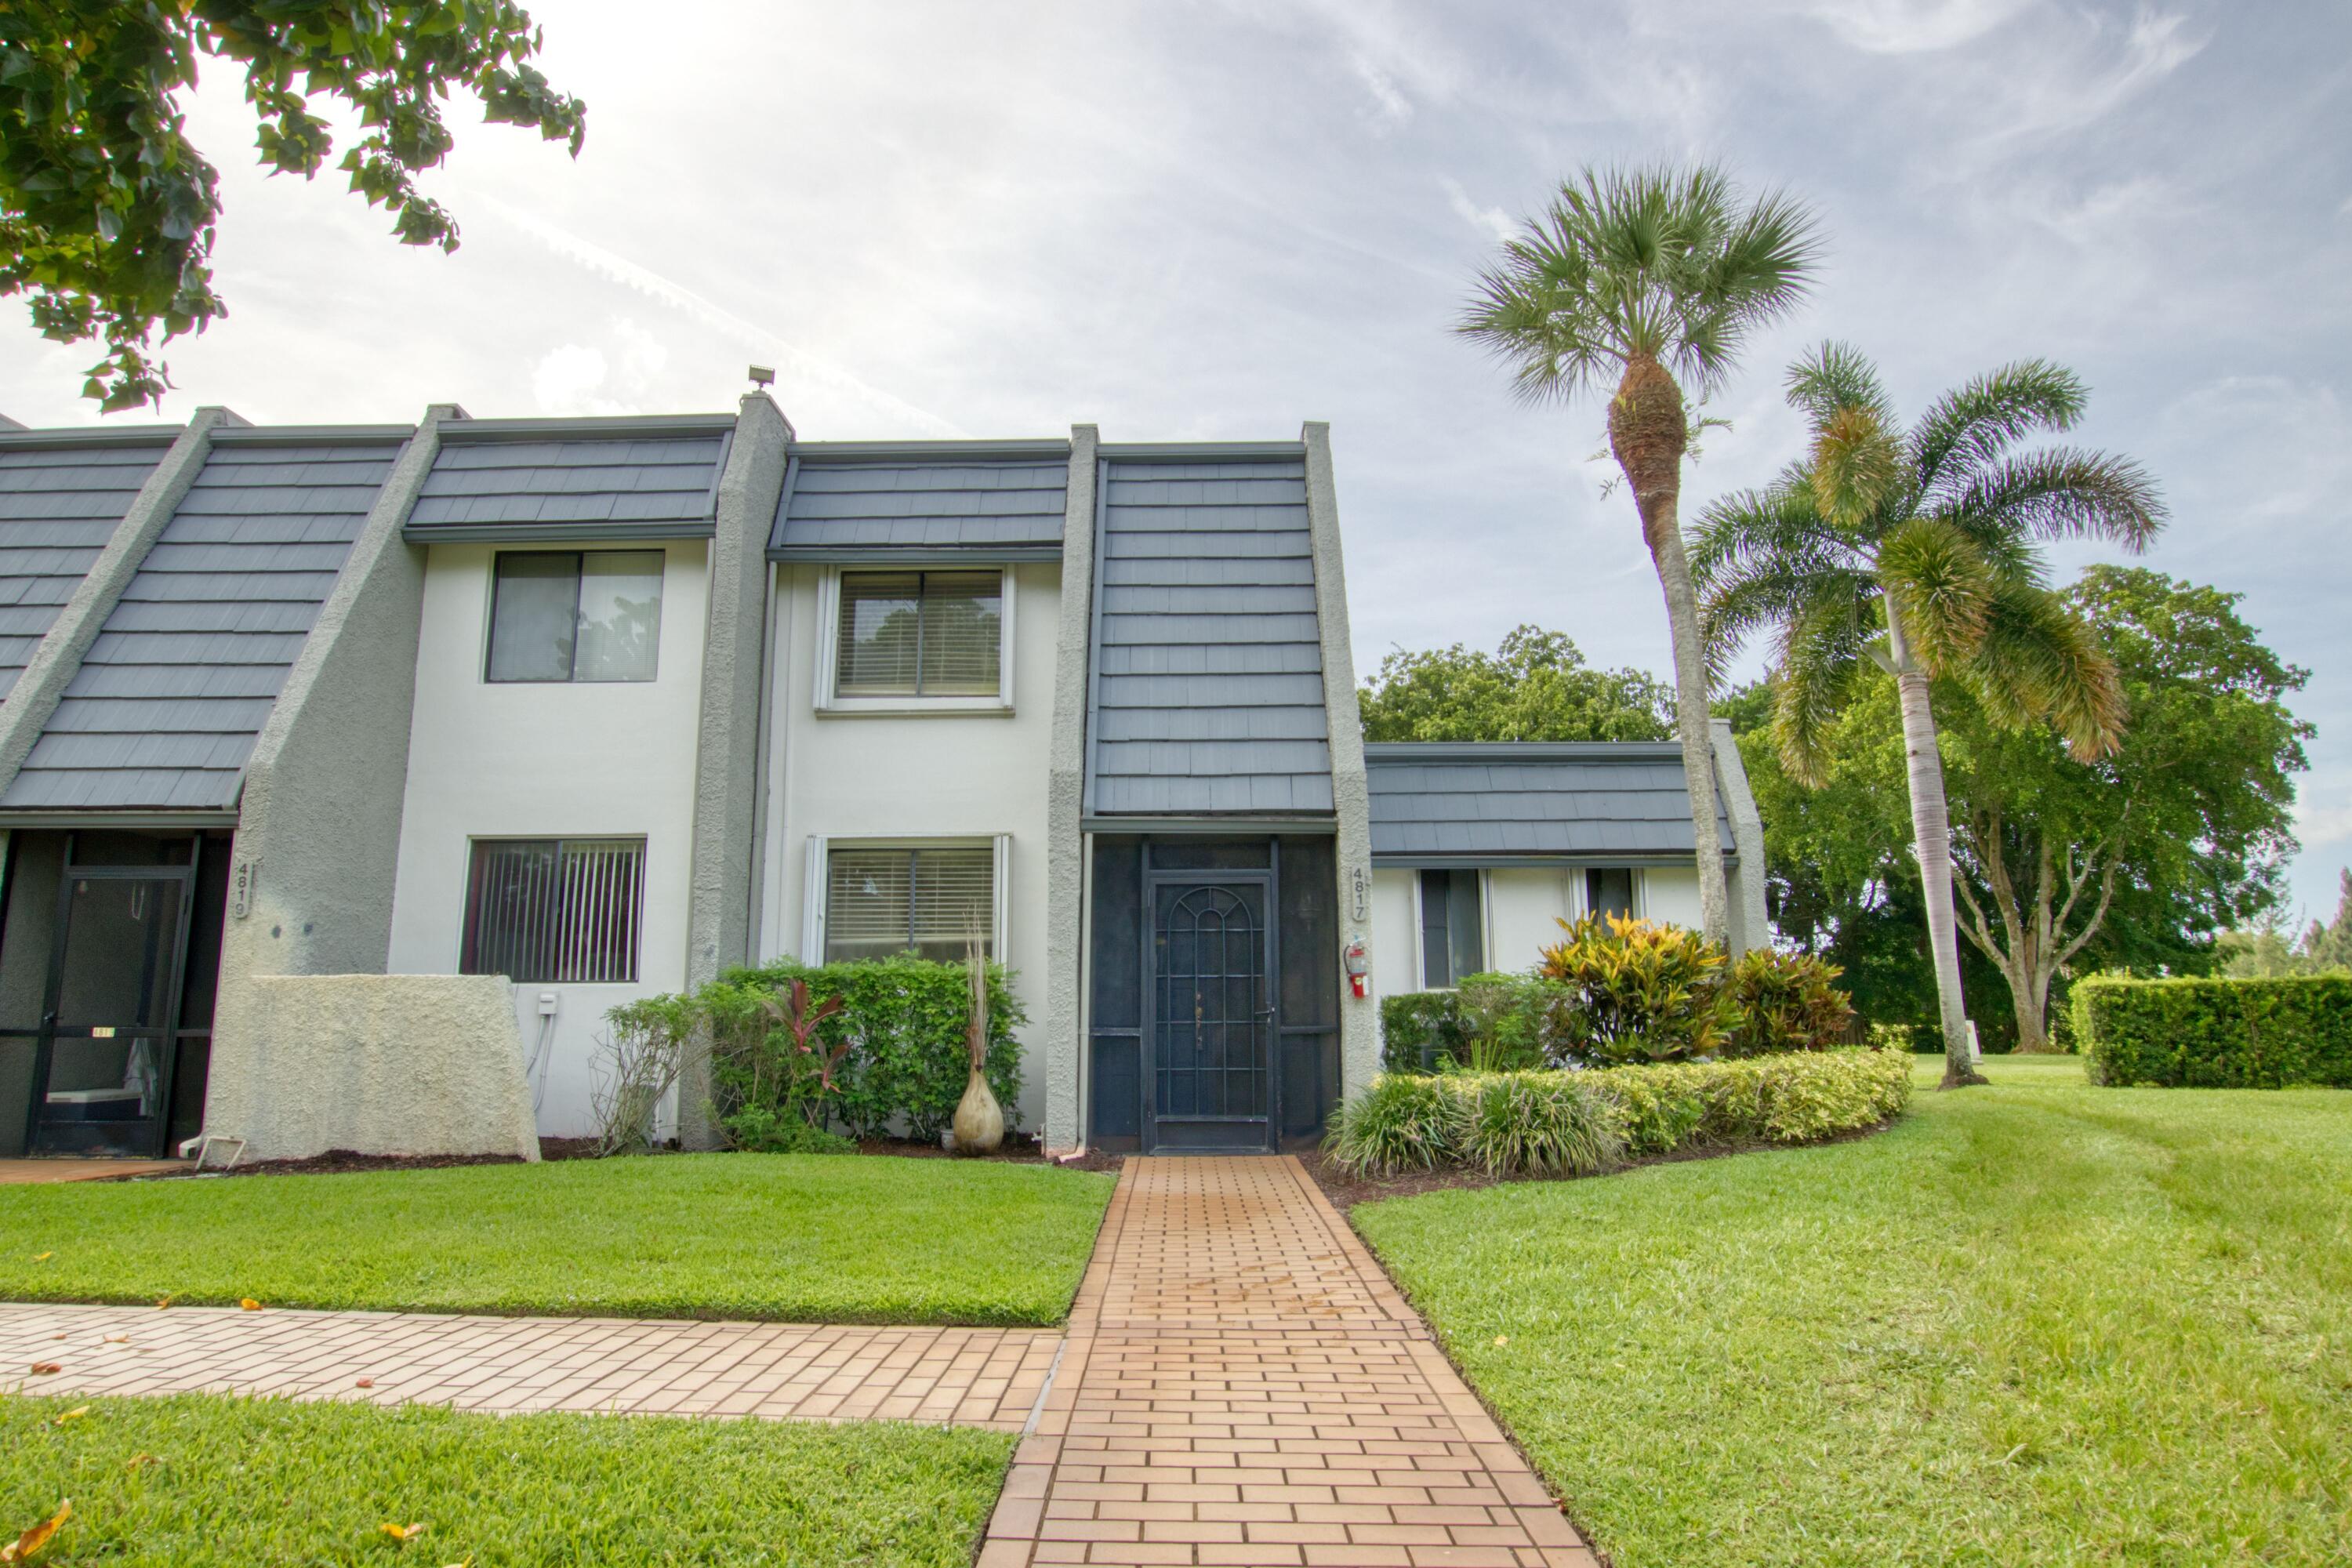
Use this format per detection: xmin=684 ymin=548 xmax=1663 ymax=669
xmin=834 ymin=569 xmax=1002 ymax=699
xmin=487 ymin=550 xmax=663 ymax=684
xmin=462 ymin=837 xmax=645 ymax=983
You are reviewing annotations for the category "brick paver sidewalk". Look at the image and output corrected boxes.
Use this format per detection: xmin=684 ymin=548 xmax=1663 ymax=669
xmin=982 ymin=1155 xmax=1597 ymax=1568
xmin=1 ymin=1301 xmax=1054 ymax=1427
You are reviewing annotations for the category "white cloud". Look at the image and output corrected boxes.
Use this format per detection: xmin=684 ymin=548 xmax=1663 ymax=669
xmin=1786 ymin=0 xmax=2035 ymax=53
xmin=532 ymin=343 xmax=615 ymax=416
xmin=1441 ymin=177 xmax=1518 ymax=242
xmin=1351 ymin=54 xmax=1414 ymax=123
xmin=1984 ymin=8 xmax=2207 ymax=143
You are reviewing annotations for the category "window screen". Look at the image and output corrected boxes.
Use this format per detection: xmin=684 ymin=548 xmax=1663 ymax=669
xmin=463 ymin=838 xmax=645 ymax=982
xmin=1587 ymin=867 xmax=1638 ymax=920
xmin=488 ymin=552 xmax=663 ymax=683
xmin=835 ymin=570 xmax=1001 ymax=697
xmin=825 ymin=845 xmax=993 ymax=962
xmin=1419 ymin=869 xmax=1483 ymax=988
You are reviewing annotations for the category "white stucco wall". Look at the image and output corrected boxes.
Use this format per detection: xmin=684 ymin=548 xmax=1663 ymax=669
xmin=1368 ymin=868 xmax=1419 ymax=1000
xmin=1642 ymin=866 xmax=1702 ymax=929
xmin=757 ymin=561 xmax=1060 ymax=1131
xmin=387 ymin=539 xmax=708 ymax=1139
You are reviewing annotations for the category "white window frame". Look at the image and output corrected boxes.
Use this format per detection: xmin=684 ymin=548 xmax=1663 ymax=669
xmin=801 ymin=834 xmax=1012 ymax=962
xmin=811 ymin=565 xmax=1016 ymax=716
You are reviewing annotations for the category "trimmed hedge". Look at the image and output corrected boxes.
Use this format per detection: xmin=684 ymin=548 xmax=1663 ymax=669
xmin=2074 ymin=975 xmax=2352 ymax=1089
xmin=1380 ymin=989 xmax=1471 ymax=1072
xmin=1325 ymin=1047 xmax=1912 ymax=1177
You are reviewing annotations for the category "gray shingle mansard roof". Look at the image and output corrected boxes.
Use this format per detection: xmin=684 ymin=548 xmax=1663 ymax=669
xmin=768 ymin=441 xmax=1071 ymax=561
xmin=405 ymin=416 xmax=735 ymax=543
xmin=2 ymin=429 xmax=409 ymax=811
xmin=0 ymin=429 xmax=181 ymax=702
xmin=1365 ymin=741 xmax=1735 ymax=862
xmin=1086 ymin=450 xmax=1333 ymax=817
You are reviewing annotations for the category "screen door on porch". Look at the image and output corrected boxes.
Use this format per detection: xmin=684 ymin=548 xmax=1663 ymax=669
xmin=1149 ymin=879 xmax=1274 ymax=1150
xmin=27 ymin=872 xmax=190 ymax=1157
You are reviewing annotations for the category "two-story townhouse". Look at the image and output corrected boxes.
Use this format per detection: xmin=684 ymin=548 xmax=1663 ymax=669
xmin=0 ymin=394 xmax=1766 ymax=1163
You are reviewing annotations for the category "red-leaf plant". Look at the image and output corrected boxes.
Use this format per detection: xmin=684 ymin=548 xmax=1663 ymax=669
xmin=760 ymin=978 xmax=848 ymax=1126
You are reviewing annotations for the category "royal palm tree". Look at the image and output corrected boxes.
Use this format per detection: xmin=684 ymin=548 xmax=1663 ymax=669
xmin=1693 ymin=345 xmax=2165 ymax=1087
xmin=1459 ymin=165 xmax=1824 ymax=949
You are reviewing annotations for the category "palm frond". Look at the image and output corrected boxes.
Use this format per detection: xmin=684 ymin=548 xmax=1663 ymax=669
xmin=1771 ymin=594 xmax=1871 ymax=786
xmin=1455 ymin=163 xmax=1823 ymax=405
xmin=1784 ymin=341 xmax=1895 ymax=431
xmin=1810 ymin=405 xmax=1908 ymax=531
xmin=1878 ymin=515 xmax=1994 ymax=673
xmin=1909 ymin=358 xmax=2087 ymax=490
xmin=1965 ymin=582 xmax=2127 ymax=760
xmin=1940 ymin=445 xmax=2166 ymax=552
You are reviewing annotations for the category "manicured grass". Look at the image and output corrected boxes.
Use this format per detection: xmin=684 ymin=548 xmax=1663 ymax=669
xmin=0 ymin=1154 xmax=1113 ymax=1324
xmin=0 ymin=1392 xmax=1011 ymax=1566
xmin=1352 ymin=1056 xmax=2352 ymax=1566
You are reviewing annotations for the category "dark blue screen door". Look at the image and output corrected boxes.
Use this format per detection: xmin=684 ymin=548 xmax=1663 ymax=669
xmin=1145 ymin=877 xmax=1275 ymax=1151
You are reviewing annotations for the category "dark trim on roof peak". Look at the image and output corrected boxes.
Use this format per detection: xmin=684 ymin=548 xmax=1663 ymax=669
xmin=209 ymin=424 xmax=415 ymax=447
xmin=1096 ymin=441 xmax=1305 ymax=461
xmin=0 ymin=426 xmax=187 ymax=452
xmin=437 ymin=413 xmax=737 ymax=443
xmin=788 ymin=439 xmax=1072 ymax=462
xmin=1364 ymin=741 xmax=1690 ymax=764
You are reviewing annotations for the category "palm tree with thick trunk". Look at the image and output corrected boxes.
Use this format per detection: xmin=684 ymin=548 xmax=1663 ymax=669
xmin=1458 ymin=165 xmax=1823 ymax=950
xmin=1693 ymin=345 xmax=2165 ymax=1087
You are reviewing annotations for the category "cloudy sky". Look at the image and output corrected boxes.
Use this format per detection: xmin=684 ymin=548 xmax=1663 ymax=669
xmin=5 ymin=1 xmax=2347 ymax=918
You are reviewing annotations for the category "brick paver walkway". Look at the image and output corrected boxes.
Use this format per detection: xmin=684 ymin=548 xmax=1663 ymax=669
xmin=1 ymin=1302 xmax=1055 ymax=1427
xmin=981 ymin=1156 xmax=1596 ymax=1568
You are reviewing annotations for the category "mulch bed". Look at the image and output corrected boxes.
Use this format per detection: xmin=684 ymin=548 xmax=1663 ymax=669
xmin=122 ymin=1132 xmax=1125 ymax=1179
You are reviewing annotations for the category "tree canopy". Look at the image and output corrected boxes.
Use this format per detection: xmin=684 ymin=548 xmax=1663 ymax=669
xmin=1738 ymin=566 xmax=2308 ymax=1048
xmin=1359 ymin=626 xmax=1675 ymax=744
xmin=2 ymin=1 xmax=586 ymax=411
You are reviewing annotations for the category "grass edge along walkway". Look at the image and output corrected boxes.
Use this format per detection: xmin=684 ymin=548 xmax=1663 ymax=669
xmin=2 ymin=1390 xmax=1014 ymax=1568
xmin=1351 ymin=1057 xmax=2352 ymax=1567
xmin=0 ymin=1152 xmax=1116 ymax=1327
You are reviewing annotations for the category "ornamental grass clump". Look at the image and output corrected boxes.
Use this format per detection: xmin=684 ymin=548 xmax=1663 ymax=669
xmin=1325 ymin=1073 xmax=1458 ymax=1174
xmin=1454 ymin=1072 xmax=1624 ymax=1177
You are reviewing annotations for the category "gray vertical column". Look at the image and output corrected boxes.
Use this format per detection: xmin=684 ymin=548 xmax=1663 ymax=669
xmin=205 ymin=404 xmax=461 ymax=1146
xmin=677 ymin=392 xmax=792 ymax=1149
xmin=1301 ymin=422 xmax=1380 ymax=1101
xmin=1711 ymin=717 xmax=1772 ymax=956
xmin=0 ymin=406 xmax=245 ymax=789
xmin=1041 ymin=423 xmax=1100 ymax=1153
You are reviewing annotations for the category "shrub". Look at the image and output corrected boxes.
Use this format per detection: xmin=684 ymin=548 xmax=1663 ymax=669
xmin=2073 ymin=975 xmax=2352 ymax=1089
xmin=626 ymin=953 xmax=1027 ymax=1146
xmin=717 ymin=1103 xmax=858 ymax=1155
xmin=1453 ymin=1071 xmax=1624 ymax=1177
xmin=1324 ymin=1073 xmax=1458 ymax=1174
xmin=1724 ymin=949 xmax=1856 ymax=1056
xmin=1536 ymin=913 xmax=1734 ymax=1065
xmin=1325 ymin=1050 xmax=1908 ymax=1175
xmin=1380 ymin=989 xmax=1468 ymax=1073
xmin=593 ymin=993 xmax=697 ymax=1155
xmin=1584 ymin=1048 xmax=1911 ymax=1154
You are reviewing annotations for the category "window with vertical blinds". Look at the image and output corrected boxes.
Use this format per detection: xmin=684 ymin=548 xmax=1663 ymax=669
xmin=463 ymin=838 xmax=645 ymax=983
xmin=824 ymin=845 xmax=994 ymax=962
xmin=1419 ymin=868 xmax=1484 ymax=988
xmin=834 ymin=570 xmax=1002 ymax=697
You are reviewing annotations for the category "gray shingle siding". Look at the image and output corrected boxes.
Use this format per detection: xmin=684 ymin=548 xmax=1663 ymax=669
xmin=1087 ymin=456 xmax=1333 ymax=816
xmin=0 ymin=440 xmax=174 ymax=699
xmin=1 ymin=440 xmax=398 ymax=811
xmin=1365 ymin=743 xmax=1734 ymax=860
xmin=408 ymin=433 xmax=727 ymax=537
xmin=771 ymin=458 xmax=1067 ymax=557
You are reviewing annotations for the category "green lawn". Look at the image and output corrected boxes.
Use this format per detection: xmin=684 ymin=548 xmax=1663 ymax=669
xmin=0 ymin=1154 xmax=1113 ymax=1324
xmin=1 ymin=1392 xmax=1011 ymax=1566
xmin=1352 ymin=1056 xmax=2352 ymax=1566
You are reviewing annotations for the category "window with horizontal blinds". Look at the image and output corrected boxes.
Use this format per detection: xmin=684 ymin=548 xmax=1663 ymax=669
xmin=824 ymin=845 xmax=994 ymax=963
xmin=462 ymin=838 xmax=645 ymax=983
xmin=835 ymin=570 xmax=1001 ymax=697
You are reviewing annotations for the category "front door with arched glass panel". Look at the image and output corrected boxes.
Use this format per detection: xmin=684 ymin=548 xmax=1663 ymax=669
xmin=1146 ymin=877 xmax=1276 ymax=1151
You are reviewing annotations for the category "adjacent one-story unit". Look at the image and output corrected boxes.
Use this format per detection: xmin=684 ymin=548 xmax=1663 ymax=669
xmin=0 ymin=397 xmax=1766 ymax=1161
